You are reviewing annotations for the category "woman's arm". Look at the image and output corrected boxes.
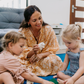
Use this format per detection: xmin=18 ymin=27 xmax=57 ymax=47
xmin=37 ymin=52 xmax=51 ymax=59
xmin=27 ymin=43 xmax=51 ymax=59
xmin=21 ymin=72 xmax=54 ymax=84
xmin=29 ymin=52 xmax=51 ymax=63
xmin=27 ymin=49 xmax=35 ymax=58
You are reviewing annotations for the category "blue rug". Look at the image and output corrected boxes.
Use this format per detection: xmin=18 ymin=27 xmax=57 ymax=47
xmin=24 ymin=53 xmax=70 ymax=84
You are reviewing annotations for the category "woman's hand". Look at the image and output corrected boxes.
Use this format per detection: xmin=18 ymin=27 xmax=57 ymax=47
xmin=29 ymin=54 xmax=43 ymax=63
xmin=27 ymin=44 xmax=40 ymax=58
xmin=29 ymin=54 xmax=37 ymax=63
xmin=36 ymin=54 xmax=43 ymax=60
xmin=33 ymin=44 xmax=39 ymax=54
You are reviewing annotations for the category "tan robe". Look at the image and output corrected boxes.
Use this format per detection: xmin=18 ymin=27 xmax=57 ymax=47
xmin=18 ymin=25 xmax=63 ymax=76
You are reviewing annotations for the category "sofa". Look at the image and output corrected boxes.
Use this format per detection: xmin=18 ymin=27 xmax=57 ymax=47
xmin=0 ymin=7 xmax=24 ymax=52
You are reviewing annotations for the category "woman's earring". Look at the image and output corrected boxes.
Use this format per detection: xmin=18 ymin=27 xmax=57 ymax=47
xmin=28 ymin=23 xmax=30 ymax=26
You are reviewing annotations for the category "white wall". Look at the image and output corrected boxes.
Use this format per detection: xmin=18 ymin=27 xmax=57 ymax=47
xmin=29 ymin=0 xmax=70 ymax=26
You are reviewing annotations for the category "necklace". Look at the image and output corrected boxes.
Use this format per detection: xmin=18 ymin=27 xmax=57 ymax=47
xmin=30 ymin=28 xmax=40 ymax=44
xmin=34 ymin=32 xmax=40 ymax=44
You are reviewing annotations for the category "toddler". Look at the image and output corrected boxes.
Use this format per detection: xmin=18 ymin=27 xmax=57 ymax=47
xmin=53 ymin=23 xmax=84 ymax=84
xmin=0 ymin=31 xmax=54 ymax=84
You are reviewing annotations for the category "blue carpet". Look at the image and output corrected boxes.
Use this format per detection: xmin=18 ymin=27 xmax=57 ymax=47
xmin=24 ymin=53 xmax=70 ymax=84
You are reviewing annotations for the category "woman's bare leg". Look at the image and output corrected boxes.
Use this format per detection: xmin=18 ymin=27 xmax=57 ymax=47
xmin=0 ymin=72 xmax=15 ymax=84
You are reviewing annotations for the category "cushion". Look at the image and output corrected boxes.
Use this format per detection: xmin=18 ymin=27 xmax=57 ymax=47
xmin=0 ymin=7 xmax=24 ymax=39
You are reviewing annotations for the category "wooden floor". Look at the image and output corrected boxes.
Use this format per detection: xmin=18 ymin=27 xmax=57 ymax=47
xmin=56 ymin=49 xmax=66 ymax=54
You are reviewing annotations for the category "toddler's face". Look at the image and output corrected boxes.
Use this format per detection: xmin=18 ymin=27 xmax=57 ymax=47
xmin=62 ymin=38 xmax=78 ymax=50
xmin=10 ymin=38 xmax=26 ymax=56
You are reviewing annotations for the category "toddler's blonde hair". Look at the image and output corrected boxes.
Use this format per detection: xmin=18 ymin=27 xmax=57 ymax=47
xmin=62 ymin=23 xmax=82 ymax=41
xmin=1 ymin=31 xmax=26 ymax=49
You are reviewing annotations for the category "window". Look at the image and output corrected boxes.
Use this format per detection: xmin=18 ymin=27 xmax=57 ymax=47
xmin=0 ymin=0 xmax=27 ymax=8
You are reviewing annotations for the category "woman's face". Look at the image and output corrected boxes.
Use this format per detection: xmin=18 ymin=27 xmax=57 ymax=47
xmin=28 ymin=11 xmax=43 ymax=30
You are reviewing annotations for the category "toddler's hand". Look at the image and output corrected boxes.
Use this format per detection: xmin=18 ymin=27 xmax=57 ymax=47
xmin=65 ymin=78 xmax=74 ymax=84
xmin=53 ymin=75 xmax=58 ymax=78
xmin=42 ymin=80 xmax=54 ymax=84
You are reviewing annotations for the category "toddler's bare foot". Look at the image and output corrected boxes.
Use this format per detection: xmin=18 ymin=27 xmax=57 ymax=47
xmin=57 ymin=78 xmax=65 ymax=84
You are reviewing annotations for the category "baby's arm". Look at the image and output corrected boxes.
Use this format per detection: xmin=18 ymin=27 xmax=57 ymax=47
xmin=69 ymin=51 xmax=84 ymax=83
xmin=61 ymin=53 xmax=69 ymax=71
xmin=21 ymin=72 xmax=54 ymax=84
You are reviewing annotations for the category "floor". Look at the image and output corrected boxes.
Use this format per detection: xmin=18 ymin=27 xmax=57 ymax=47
xmin=56 ymin=49 xmax=66 ymax=54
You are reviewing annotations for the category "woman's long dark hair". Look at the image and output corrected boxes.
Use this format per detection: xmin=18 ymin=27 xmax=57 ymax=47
xmin=19 ymin=5 xmax=48 ymax=28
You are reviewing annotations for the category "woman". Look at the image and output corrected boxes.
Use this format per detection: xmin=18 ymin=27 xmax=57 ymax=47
xmin=18 ymin=5 xmax=63 ymax=76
